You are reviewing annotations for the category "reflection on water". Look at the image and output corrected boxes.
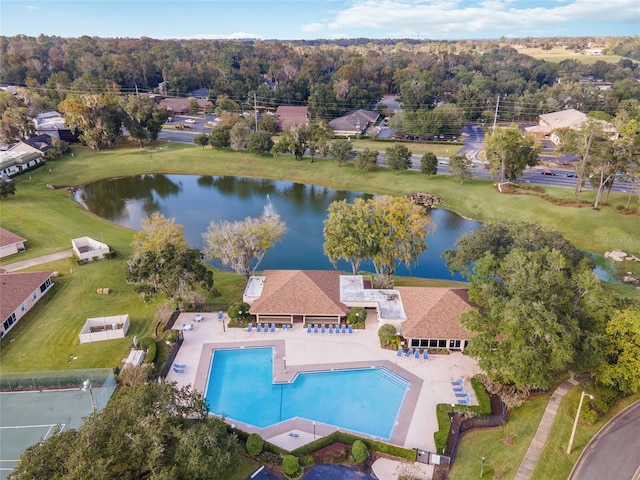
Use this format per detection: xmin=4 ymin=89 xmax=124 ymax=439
xmin=75 ymin=175 xmax=480 ymax=281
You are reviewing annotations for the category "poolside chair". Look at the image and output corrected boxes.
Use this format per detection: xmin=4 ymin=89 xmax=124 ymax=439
xmin=328 ymin=325 xmax=334 ymax=334
xmin=397 ymin=347 xmax=403 ymax=357
xmin=423 ymin=350 xmax=428 ymax=360
xmin=247 ymin=323 xmax=253 ymax=333
xmin=271 ymin=324 xmax=276 ymax=333
xmin=321 ymin=324 xmax=326 ymax=334
xmin=256 ymin=324 xmax=262 ymax=333
xmin=452 ymin=385 xmax=465 ymax=393
xmin=173 ymin=364 xmax=186 ymax=374
xmin=314 ymin=324 xmax=318 ymax=334
xmin=348 ymin=325 xmax=353 ymax=334
xmin=182 ymin=323 xmax=194 ymax=331
xmin=264 ymin=324 xmax=269 ymax=333
xmin=450 ymin=378 xmax=463 ymax=386
xmin=414 ymin=350 xmax=420 ymax=359
xmin=455 ymin=392 xmax=470 ymax=399
xmin=405 ymin=348 xmax=413 ymax=358
xmin=217 ymin=311 xmax=223 ymax=320
xmin=341 ymin=325 xmax=347 ymax=334
xmin=307 ymin=324 xmax=312 ymax=333
xmin=457 ymin=398 xmax=470 ymax=405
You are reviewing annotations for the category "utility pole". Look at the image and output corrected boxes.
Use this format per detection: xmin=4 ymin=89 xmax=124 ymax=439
xmin=491 ymin=96 xmax=499 ymax=135
xmin=254 ymin=93 xmax=258 ymax=132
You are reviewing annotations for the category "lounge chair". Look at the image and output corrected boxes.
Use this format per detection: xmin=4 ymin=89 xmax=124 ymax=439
xmin=307 ymin=324 xmax=312 ymax=333
xmin=314 ymin=324 xmax=319 ymax=334
xmin=328 ymin=325 xmax=334 ymax=334
xmin=452 ymin=385 xmax=465 ymax=393
xmin=405 ymin=348 xmax=413 ymax=357
xmin=217 ymin=311 xmax=223 ymax=320
xmin=457 ymin=398 xmax=470 ymax=405
xmin=423 ymin=350 xmax=428 ymax=360
xmin=450 ymin=378 xmax=463 ymax=386
xmin=455 ymin=392 xmax=470 ymax=398
xmin=341 ymin=325 xmax=347 ymax=334
xmin=173 ymin=364 xmax=186 ymax=373
xmin=264 ymin=324 xmax=269 ymax=333
xmin=256 ymin=324 xmax=262 ymax=333
xmin=348 ymin=325 xmax=353 ymax=334
xmin=271 ymin=324 xmax=276 ymax=333
xmin=414 ymin=350 xmax=420 ymax=359
xmin=397 ymin=347 xmax=403 ymax=356
xmin=321 ymin=325 xmax=326 ymax=334
xmin=247 ymin=323 xmax=253 ymax=333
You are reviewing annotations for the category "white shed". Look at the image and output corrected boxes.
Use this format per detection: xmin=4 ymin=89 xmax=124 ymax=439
xmin=72 ymin=236 xmax=110 ymax=261
xmin=79 ymin=314 xmax=130 ymax=344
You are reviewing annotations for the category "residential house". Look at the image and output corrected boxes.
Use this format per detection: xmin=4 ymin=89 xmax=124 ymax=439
xmin=243 ymin=270 xmax=474 ymax=351
xmin=34 ymin=111 xmax=77 ymax=143
xmin=275 ymin=106 xmax=309 ymax=132
xmin=525 ymin=108 xmax=618 ymax=145
xmin=0 ymin=150 xmax=44 ymax=178
xmin=328 ymin=109 xmax=380 ymax=137
xmin=0 ymin=271 xmax=54 ymax=338
xmin=7 ymin=135 xmax=53 ymax=158
xmin=0 ymin=227 xmax=26 ymax=258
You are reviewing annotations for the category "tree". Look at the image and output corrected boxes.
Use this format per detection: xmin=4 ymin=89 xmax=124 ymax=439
xmin=323 ymin=198 xmax=371 ymax=274
xmin=193 ymin=133 xmax=209 ymax=149
xmin=132 ymin=212 xmax=188 ymax=255
xmin=448 ymin=154 xmax=473 ymax=185
xmin=485 ymin=127 xmax=539 ymax=184
xmin=257 ymin=114 xmax=278 ymax=135
xmin=420 ymin=152 xmax=438 ymax=177
xmin=445 ymin=221 xmax=614 ymax=392
xmin=58 ymin=93 xmax=123 ymax=150
xmin=327 ymin=139 xmax=353 ymax=167
xmin=229 ymin=122 xmax=251 ymax=151
xmin=277 ymin=124 xmax=309 ymax=161
xmin=1 ymin=178 xmax=16 ymax=198
xmin=203 ymin=214 xmax=286 ymax=280
xmin=0 ymin=106 xmax=34 ymax=143
xmin=188 ymin=97 xmax=200 ymax=115
xmin=307 ymin=119 xmax=333 ymax=162
xmin=122 ymin=96 xmax=171 ymax=147
xmin=354 ymin=148 xmax=377 ymax=171
xmin=9 ymin=383 xmax=241 ymax=480
xmin=596 ymin=309 xmax=640 ymax=394
xmin=209 ymin=126 xmax=231 ymax=149
xmin=248 ymin=130 xmax=274 ymax=155
xmin=385 ymin=144 xmax=412 ymax=174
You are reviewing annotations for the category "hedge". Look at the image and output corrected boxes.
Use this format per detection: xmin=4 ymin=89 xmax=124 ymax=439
xmin=138 ymin=337 xmax=157 ymax=364
xmin=434 ymin=404 xmax=452 ymax=454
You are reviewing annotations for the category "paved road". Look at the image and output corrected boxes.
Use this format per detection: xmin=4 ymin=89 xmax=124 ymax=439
xmin=569 ymin=400 xmax=640 ymax=480
xmin=1 ymin=249 xmax=74 ymax=272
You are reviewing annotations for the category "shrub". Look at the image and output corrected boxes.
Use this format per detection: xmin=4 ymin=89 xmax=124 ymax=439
xmin=246 ymin=433 xmax=264 ymax=456
xmin=282 ymin=455 xmax=302 ymax=478
xmin=299 ymin=455 xmax=315 ymax=467
xmin=378 ymin=324 xmax=398 ymax=346
xmin=259 ymin=451 xmax=282 ymax=465
xmin=434 ymin=404 xmax=452 ymax=454
xmin=162 ymin=329 xmax=179 ymax=345
xmin=228 ymin=301 xmax=251 ymax=321
xmin=347 ymin=307 xmax=367 ymax=327
xmin=350 ymin=439 xmax=368 ymax=463
xmin=138 ymin=337 xmax=157 ymax=364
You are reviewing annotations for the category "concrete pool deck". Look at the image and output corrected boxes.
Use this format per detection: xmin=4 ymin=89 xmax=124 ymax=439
xmin=167 ymin=312 xmax=481 ymax=456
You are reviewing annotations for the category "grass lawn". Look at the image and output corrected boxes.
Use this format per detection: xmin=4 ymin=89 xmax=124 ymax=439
xmin=518 ymin=47 xmax=636 ymax=65
xmin=226 ymin=455 xmax=261 ymax=480
xmin=448 ymin=394 xmax=550 ymax=480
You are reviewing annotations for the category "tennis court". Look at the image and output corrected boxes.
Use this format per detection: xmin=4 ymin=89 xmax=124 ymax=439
xmin=0 ymin=369 xmax=115 ymax=479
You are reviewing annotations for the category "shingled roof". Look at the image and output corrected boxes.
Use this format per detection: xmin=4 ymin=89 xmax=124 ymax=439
xmin=249 ymin=270 xmax=347 ymax=316
xmin=397 ymin=287 xmax=474 ymax=340
xmin=0 ymin=227 xmax=26 ymax=249
xmin=0 ymin=271 xmax=52 ymax=321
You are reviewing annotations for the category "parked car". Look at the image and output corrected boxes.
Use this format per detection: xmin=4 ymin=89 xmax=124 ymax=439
xmin=541 ymin=169 xmax=556 ymax=176
xmin=184 ymin=119 xmax=196 ymax=124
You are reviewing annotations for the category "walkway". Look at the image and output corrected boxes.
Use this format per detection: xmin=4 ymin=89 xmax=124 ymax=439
xmin=0 ymin=249 xmax=73 ymax=272
xmin=513 ymin=377 xmax=580 ymax=480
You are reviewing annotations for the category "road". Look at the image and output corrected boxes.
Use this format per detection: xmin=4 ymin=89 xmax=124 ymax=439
xmin=569 ymin=400 xmax=640 ymax=480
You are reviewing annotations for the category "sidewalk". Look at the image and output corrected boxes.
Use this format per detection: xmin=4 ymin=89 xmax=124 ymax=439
xmin=513 ymin=377 xmax=580 ymax=480
xmin=0 ymin=249 xmax=74 ymax=272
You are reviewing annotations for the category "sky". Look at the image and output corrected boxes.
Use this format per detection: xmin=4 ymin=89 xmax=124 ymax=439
xmin=1 ymin=0 xmax=639 ymax=40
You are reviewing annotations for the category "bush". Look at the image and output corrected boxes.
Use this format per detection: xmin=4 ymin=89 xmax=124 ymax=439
xmin=228 ymin=301 xmax=251 ymax=321
xmin=259 ymin=451 xmax=282 ymax=465
xmin=347 ymin=307 xmax=367 ymax=327
xmin=434 ymin=404 xmax=452 ymax=454
xmin=282 ymin=455 xmax=302 ymax=478
xmin=350 ymin=439 xmax=368 ymax=463
xmin=246 ymin=433 xmax=264 ymax=456
xmin=161 ymin=329 xmax=179 ymax=345
xmin=291 ymin=431 xmax=415 ymax=461
xmin=138 ymin=337 xmax=157 ymax=364
xmin=378 ymin=324 xmax=398 ymax=346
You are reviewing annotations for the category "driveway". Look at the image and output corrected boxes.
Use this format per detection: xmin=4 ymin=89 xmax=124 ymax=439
xmin=1 ymin=249 xmax=73 ymax=272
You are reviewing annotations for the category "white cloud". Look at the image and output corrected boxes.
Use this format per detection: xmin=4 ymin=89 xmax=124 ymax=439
xmin=26 ymin=5 xmax=38 ymax=10
xmin=324 ymin=0 xmax=640 ymax=37
xmin=301 ymin=23 xmax=325 ymax=33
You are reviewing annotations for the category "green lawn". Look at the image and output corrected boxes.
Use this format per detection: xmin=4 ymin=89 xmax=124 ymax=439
xmin=518 ymin=47 xmax=636 ymax=65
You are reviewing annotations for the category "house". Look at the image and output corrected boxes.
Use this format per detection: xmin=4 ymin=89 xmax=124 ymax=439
xmin=0 ymin=227 xmax=27 ymax=258
xmin=525 ymin=108 xmax=617 ymax=145
xmin=243 ymin=270 xmax=474 ymax=351
xmin=71 ymin=236 xmax=110 ymax=262
xmin=158 ymin=97 xmax=212 ymax=115
xmin=0 ymin=150 xmax=44 ymax=178
xmin=34 ymin=111 xmax=77 ymax=143
xmin=0 ymin=271 xmax=54 ymax=338
xmin=328 ymin=110 xmax=380 ymax=136
xmin=275 ymin=106 xmax=309 ymax=132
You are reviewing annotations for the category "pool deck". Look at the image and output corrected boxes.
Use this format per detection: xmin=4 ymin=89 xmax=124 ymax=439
xmin=168 ymin=312 xmax=481 ymax=455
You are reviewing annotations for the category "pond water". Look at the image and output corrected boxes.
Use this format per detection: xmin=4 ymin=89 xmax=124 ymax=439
xmin=74 ymin=174 xmax=480 ymax=281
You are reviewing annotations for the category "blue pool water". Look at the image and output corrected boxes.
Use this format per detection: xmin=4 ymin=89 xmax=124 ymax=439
xmin=205 ymin=347 xmax=409 ymax=439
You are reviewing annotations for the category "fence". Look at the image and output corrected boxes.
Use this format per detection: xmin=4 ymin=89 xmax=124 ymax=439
xmin=449 ymin=411 xmax=505 ymax=462
xmin=183 ymin=302 xmax=230 ymax=313
xmin=158 ymin=330 xmax=184 ymax=379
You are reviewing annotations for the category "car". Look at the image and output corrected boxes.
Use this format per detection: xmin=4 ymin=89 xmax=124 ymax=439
xmin=567 ymin=172 xmax=578 ymax=178
xmin=184 ymin=119 xmax=196 ymax=124
xmin=541 ymin=169 xmax=556 ymax=176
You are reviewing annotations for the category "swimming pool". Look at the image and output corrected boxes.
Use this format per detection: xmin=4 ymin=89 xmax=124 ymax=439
xmin=205 ymin=347 xmax=409 ymax=439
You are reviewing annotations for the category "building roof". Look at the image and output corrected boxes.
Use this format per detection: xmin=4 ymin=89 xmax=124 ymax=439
xmin=397 ymin=287 xmax=474 ymax=340
xmin=329 ymin=109 xmax=379 ymax=134
xmin=23 ymin=134 xmax=53 ymax=153
xmin=249 ymin=270 xmax=348 ymax=316
xmin=0 ymin=227 xmax=26 ymax=249
xmin=158 ymin=97 xmax=211 ymax=114
xmin=275 ymin=106 xmax=309 ymax=132
xmin=539 ymin=109 xmax=589 ymax=130
xmin=0 ymin=271 xmax=52 ymax=320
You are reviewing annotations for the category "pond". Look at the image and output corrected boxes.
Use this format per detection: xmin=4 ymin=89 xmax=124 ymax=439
xmin=74 ymin=174 xmax=480 ymax=281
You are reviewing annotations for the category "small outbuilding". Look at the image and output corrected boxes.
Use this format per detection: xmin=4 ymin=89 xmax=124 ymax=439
xmin=72 ymin=236 xmax=110 ymax=262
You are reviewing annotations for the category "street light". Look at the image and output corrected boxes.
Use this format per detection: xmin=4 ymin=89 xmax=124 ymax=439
xmin=481 ymin=456 xmax=485 ymax=477
xmin=450 ymin=403 xmax=455 ymax=418
xmin=313 ymin=421 xmax=316 ymax=439
xmin=567 ymin=391 xmax=594 ymax=454
xmin=283 ymin=357 xmax=287 ymax=373
xmin=82 ymin=379 xmax=96 ymax=413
